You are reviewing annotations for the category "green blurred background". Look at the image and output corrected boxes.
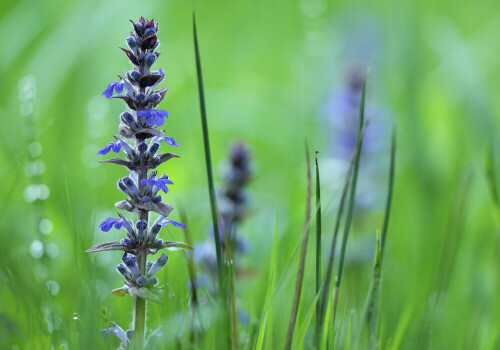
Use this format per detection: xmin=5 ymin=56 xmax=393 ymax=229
xmin=1 ymin=0 xmax=500 ymax=348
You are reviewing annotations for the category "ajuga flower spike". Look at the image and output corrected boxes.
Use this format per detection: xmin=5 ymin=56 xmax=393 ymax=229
xmin=86 ymin=17 xmax=191 ymax=350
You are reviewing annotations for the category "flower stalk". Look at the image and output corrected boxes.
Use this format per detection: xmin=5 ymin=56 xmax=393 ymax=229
xmin=87 ymin=17 xmax=190 ymax=350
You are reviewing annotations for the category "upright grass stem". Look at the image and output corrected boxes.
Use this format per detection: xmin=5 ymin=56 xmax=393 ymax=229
xmin=314 ymin=72 xmax=368 ymax=348
xmin=192 ymin=12 xmax=225 ymax=298
xmin=333 ymin=73 xmax=367 ymax=325
xmin=315 ymin=152 xmax=322 ymax=335
xmin=361 ymin=127 xmax=396 ymax=342
xmin=193 ymin=12 xmax=231 ymax=349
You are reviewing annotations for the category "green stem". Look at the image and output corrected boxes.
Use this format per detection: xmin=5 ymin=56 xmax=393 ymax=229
xmin=134 ymin=164 xmax=149 ymax=349
xmin=134 ymin=252 xmax=146 ymax=350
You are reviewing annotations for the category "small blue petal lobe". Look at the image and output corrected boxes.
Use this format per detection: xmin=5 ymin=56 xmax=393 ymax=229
xmin=98 ymin=141 xmax=121 ymax=155
xmin=102 ymin=81 xmax=124 ymax=99
xmin=161 ymin=218 xmax=186 ymax=229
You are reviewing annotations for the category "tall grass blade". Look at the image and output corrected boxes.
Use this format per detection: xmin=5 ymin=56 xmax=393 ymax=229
xmin=193 ymin=11 xmax=229 ymax=348
xmin=362 ymin=126 xmax=396 ymax=341
xmin=315 ymin=151 xmax=322 ymax=335
xmin=361 ymin=230 xmax=381 ymax=344
xmin=192 ymin=10 xmax=225 ymax=297
xmin=314 ymin=72 xmax=368 ymax=348
xmin=284 ymin=142 xmax=312 ymax=350
xmin=295 ymin=285 xmax=323 ymax=348
xmin=380 ymin=127 xmax=396 ymax=259
xmin=333 ymin=72 xmax=368 ymax=324
xmin=255 ymin=213 xmax=279 ymax=350
xmin=485 ymin=143 xmax=500 ymax=221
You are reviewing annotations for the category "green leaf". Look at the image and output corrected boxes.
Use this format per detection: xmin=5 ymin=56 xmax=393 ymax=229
xmin=111 ymin=286 xmax=129 ymax=298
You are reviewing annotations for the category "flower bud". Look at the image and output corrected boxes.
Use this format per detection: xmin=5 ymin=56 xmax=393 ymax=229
xmin=145 ymin=277 xmax=158 ymax=287
xmin=134 ymin=22 xmax=144 ymax=34
xmin=145 ymin=53 xmax=156 ymax=67
xmin=138 ymin=55 xmax=146 ymax=65
xmin=126 ymin=36 xmax=137 ymax=49
xmin=136 ymin=220 xmax=147 ymax=241
xmin=117 ymin=179 xmax=132 ymax=196
xmin=147 ymin=143 xmax=160 ymax=158
xmin=152 ymin=195 xmax=162 ymax=203
xmin=117 ymin=264 xmax=131 ymax=279
xmin=138 ymin=142 xmax=147 ymax=154
xmin=121 ymin=112 xmax=138 ymax=128
xmin=149 ymin=93 xmax=161 ymax=105
xmin=127 ymin=70 xmax=141 ymax=82
xmin=123 ymin=177 xmax=139 ymax=197
xmin=137 ymin=276 xmax=148 ymax=286
xmin=136 ymin=93 xmax=146 ymax=104
xmin=146 ymin=260 xmax=154 ymax=274
xmin=122 ymin=253 xmax=140 ymax=278
xmin=144 ymin=27 xmax=156 ymax=37
xmin=148 ymin=253 xmax=168 ymax=276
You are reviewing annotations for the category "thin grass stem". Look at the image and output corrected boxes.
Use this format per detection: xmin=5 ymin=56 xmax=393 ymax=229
xmin=314 ymin=151 xmax=322 ymax=338
xmin=314 ymin=72 xmax=368 ymax=348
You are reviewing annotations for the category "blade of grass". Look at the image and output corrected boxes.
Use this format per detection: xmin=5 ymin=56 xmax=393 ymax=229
xmin=362 ymin=126 xmax=396 ymax=340
xmin=314 ymin=72 xmax=368 ymax=347
xmin=284 ymin=142 xmax=312 ymax=350
xmin=193 ymin=11 xmax=229 ymax=348
xmin=332 ymin=72 xmax=368 ymax=327
xmin=315 ymin=151 xmax=322 ymax=336
xmin=485 ymin=143 xmax=500 ymax=222
xmin=390 ymin=304 xmax=414 ymax=350
xmin=360 ymin=230 xmax=381 ymax=345
xmin=255 ymin=213 xmax=279 ymax=350
xmin=228 ymin=259 xmax=238 ymax=350
xmin=192 ymin=10 xmax=225 ymax=298
xmin=295 ymin=285 xmax=323 ymax=348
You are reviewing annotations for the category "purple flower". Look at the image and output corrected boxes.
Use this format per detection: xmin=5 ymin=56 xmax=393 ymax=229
xmin=102 ymin=80 xmax=124 ymax=98
xmin=105 ymin=322 xmax=129 ymax=345
xmin=141 ymin=175 xmax=173 ymax=194
xmin=122 ymin=253 xmax=140 ymax=277
xmin=99 ymin=217 xmax=124 ymax=232
xmin=160 ymin=218 xmax=185 ymax=229
xmin=97 ymin=140 xmax=121 ymax=155
xmin=137 ymin=107 xmax=169 ymax=127
xmin=148 ymin=253 xmax=168 ymax=276
xmin=155 ymin=136 xmax=179 ymax=147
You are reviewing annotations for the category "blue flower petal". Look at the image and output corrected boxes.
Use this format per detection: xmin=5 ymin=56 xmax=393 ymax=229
xmin=137 ymin=108 xmax=169 ymax=127
xmin=158 ymin=136 xmax=179 ymax=147
xmin=160 ymin=218 xmax=186 ymax=229
xmin=98 ymin=141 xmax=121 ymax=155
xmin=140 ymin=177 xmax=171 ymax=194
xmin=99 ymin=217 xmax=122 ymax=232
xmin=109 ymin=322 xmax=128 ymax=345
xmin=102 ymin=81 xmax=124 ymax=98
